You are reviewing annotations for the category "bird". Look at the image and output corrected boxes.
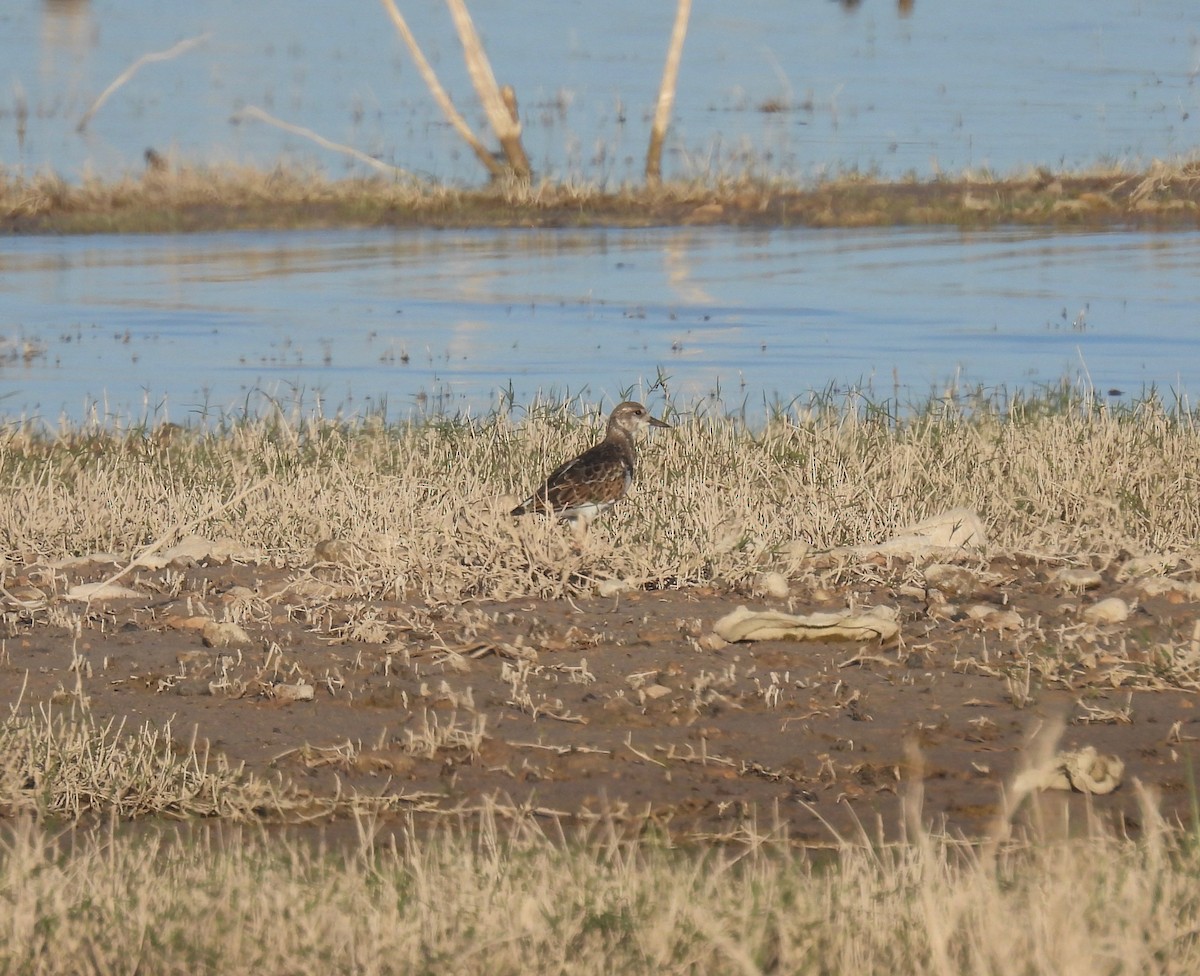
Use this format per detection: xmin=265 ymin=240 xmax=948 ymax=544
xmin=511 ymin=401 xmax=670 ymax=525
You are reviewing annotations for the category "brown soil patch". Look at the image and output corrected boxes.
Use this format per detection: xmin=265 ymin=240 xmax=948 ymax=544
xmin=5 ymin=553 xmax=1199 ymax=844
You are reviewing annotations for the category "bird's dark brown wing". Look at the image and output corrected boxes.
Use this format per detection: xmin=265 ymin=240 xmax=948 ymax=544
xmin=513 ymin=440 xmax=633 ymax=516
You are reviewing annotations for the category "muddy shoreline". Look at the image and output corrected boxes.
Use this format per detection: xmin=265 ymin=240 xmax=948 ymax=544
xmin=5 ymin=167 xmax=1200 ymax=235
xmin=5 ymin=547 xmax=1198 ymax=844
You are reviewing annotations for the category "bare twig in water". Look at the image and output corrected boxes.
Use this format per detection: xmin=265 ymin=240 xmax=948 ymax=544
xmin=646 ymin=0 xmax=691 ymax=183
xmin=230 ymin=106 xmax=413 ymax=179
xmin=377 ymin=0 xmax=506 ymax=180
xmin=77 ymin=34 xmax=211 ymax=133
xmin=444 ymin=0 xmax=530 ymax=179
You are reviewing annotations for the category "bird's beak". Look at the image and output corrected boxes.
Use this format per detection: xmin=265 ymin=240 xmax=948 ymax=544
xmin=648 ymin=414 xmax=671 ymax=429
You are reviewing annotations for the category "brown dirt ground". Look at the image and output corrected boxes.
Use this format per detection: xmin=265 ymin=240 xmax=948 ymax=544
xmin=4 ymin=553 xmax=1200 ymax=846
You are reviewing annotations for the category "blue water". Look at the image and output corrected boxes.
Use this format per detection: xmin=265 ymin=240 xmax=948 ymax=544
xmin=4 ymin=2 xmax=1200 ymax=424
xmin=3 ymin=0 xmax=1198 ymax=184
xmin=3 ymin=226 xmax=1199 ymax=424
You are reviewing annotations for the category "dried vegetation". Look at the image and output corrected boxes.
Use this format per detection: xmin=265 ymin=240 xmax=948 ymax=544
xmin=4 ymin=156 xmax=1200 ymax=233
xmin=2 ymin=781 xmax=1199 ymax=973
xmin=3 ymin=391 xmax=1200 ymax=971
xmin=1 ymin=389 xmax=1197 ymax=600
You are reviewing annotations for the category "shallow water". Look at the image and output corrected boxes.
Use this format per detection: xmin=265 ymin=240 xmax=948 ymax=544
xmin=3 ymin=0 xmax=1198 ymax=184
xmin=3 ymin=226 xmax=1199 ymax=425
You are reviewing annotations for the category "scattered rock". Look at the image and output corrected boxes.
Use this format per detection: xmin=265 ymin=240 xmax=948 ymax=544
xmin=1052 ymin=567 xmax=1103 ymax=591
xmin=1016 ymin=746 xmax=1125 ymax=795
xmin=269 ymin=681 xmax=315 ymax=702
xmin=841 ymin=508 xmax=987 ymax=560
xmin=1082 ymin=597 xmax=1130 ymax=625
xmin=597 ymin=578 xmax=635 ymax=598
xmin=924 ymin=564 xmax=978 ymax=599
xmin=66 ymin=581 xmax=142 ymax=602
xmin=755 ymin=572 xmax=790 ymax=599
xmin=201 ymin=621 xmax=254 ymax=648
xmin=712 ymin=605 xmax=899 ymax=644
xmin=1116 ymin=555 xmax=1179 ymax=581
xmin=965 ymin=605 xmax=1023 ymax=631
xmin=311 ymin=539 xmax=356 ymax=565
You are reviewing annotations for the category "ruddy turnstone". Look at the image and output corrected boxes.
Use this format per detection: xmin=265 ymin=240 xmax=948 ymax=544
xmin=511 ymin=401 xmax=670 ymax=524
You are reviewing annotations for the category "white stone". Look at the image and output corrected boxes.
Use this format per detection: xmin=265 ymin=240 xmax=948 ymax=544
xmin=713 ymin=604 xmax=899 ymax=644
xmin=1052 ymin=567 xmax=1103 ymax=591
xmin=756 ymin=572 xmax=790 ymax=599
xmin=924 ymin=564 xmax=978 ymax=598
xmin=67 ymin=582 xmax=142 ymax=601
xmin=201 ymin=621 xmax=254 ymax=648
xmin=1082 ymin=597 xmax=1129 ymax=625
xmin=271 ymin=682 xmax=315 ymax=702
xmin=597 ymin=578 xmax=635 ymax=598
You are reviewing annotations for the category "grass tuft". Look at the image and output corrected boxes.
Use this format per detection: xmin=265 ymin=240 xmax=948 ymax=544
xmin=4 ymin=156 xmax=1200 ymax=232
xmin=2 ymin=388 xmax=1199 ymax=601
xmin=0 ymin=797 xmax=1199 ymax=974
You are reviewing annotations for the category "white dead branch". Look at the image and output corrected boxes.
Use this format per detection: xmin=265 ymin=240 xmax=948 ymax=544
xmin=444 ymin=0 xmax=530 ymax=178
xmin=77 ymin=34 xmax=211 ymax=133
xmin=646 ymin=0 xmax=692 ymax=183
xmin=378 ymin=0 xmax=507 ymax=180
xmin=230 ymin=105 xmax=412 ymax=179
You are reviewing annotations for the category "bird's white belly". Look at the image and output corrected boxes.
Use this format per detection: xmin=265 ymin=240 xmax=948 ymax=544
xmin=567 ymin=498 xmax=616 ymax=523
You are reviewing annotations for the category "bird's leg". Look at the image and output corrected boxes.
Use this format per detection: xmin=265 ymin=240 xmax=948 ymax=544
xmin=568 ymin=515 xmax=590 ymax=552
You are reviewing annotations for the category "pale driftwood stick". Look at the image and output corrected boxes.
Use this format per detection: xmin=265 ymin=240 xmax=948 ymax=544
xmin=377 ymin=0 xmax=505 ymax=180
xmin=231 ymin=106 xmax=413 ymax=178
xmin=77 ymin=33 xmax=211 ymax=133
xmin=84 ymin=476 xmax=271 ymax=610
xmin=444 ymin=0 xmax=530 ymax=178
xmin=645 ymin=0 xmax=692 ymax=183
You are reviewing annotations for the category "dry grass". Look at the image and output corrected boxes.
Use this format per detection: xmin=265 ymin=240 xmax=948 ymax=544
xmin=0 ymin=702 xmax=270 ymax=820
xmin=0 ymin=696 xmax=467 ymax=823
xmin=3 ymin=393 xmax=1200 ymax=971
xmin=3 ymin=156 xmax=1200 ymax=232
xmin=0 ymin=786 xmax=1198 ymax=974
xmin=1 ymin=389 xmax=1198 ymax=604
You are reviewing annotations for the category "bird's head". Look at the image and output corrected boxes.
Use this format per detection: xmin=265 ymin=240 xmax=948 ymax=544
xmin=608 ymin=401 xmax=671 ymax=436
